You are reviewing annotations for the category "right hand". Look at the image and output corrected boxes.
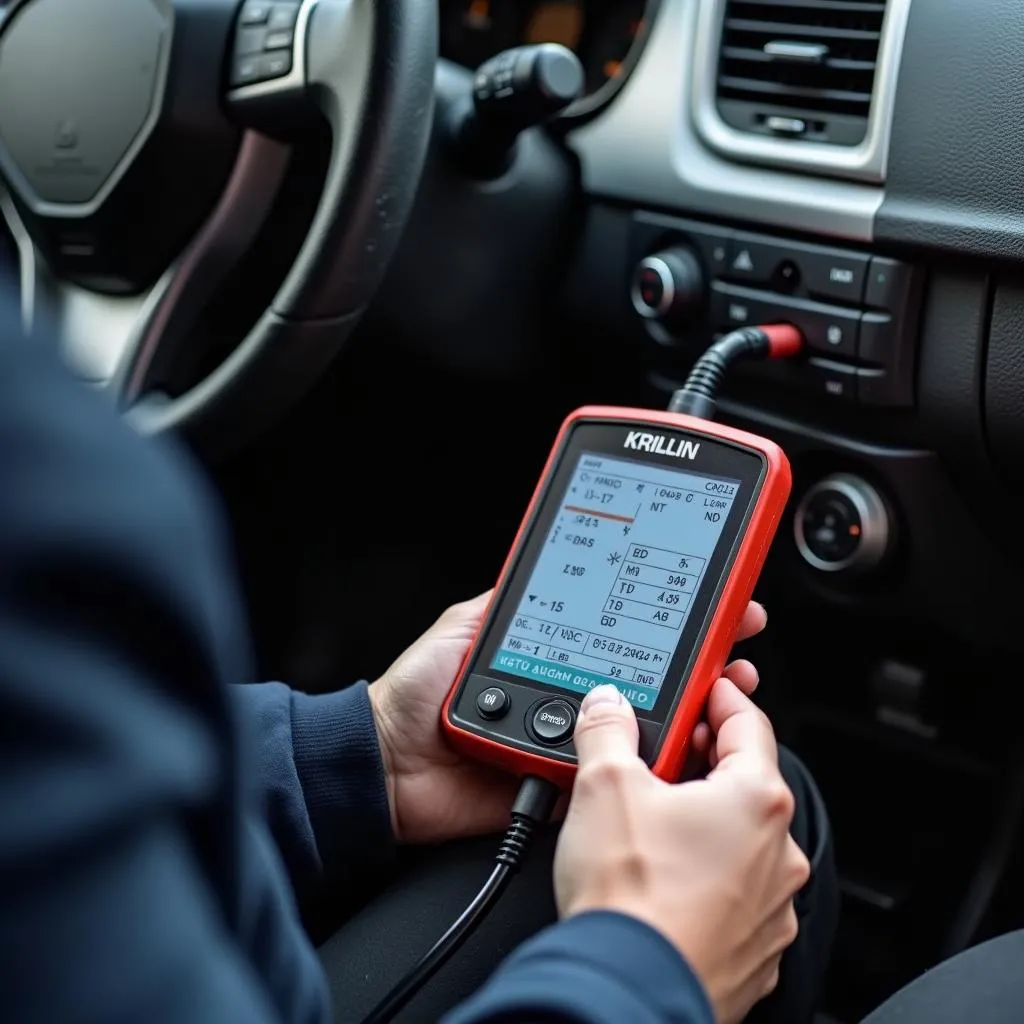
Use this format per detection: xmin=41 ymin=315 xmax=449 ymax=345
xmin=554 ymin=681 xmax=810 ymax=1024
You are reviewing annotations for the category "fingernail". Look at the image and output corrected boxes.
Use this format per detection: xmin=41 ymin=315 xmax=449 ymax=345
xmin=581 ymin=684 xmax=623 ymax=711
xmin=756 ymin=602 xmax=767 ymax=625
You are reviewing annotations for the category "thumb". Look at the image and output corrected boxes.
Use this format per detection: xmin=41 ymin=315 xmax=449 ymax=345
xmin=573 ymin=685 xmax=640 ymax=767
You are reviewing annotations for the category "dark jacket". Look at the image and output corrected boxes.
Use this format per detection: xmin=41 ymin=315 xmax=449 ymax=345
xmin=0 ymin=309 xmax=712 ymax=1024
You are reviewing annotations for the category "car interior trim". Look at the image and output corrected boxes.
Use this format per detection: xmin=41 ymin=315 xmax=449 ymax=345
xmin=691 ymin=0 xmax=914 ymax=184
xmin=566 ymin=0 xmax=884 ymax=242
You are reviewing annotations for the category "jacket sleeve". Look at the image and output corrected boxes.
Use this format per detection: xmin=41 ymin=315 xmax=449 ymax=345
xmin=0 ymin=308 xmax=326 ymax=1024
xmin=443 ymin=911 xmax=715 ymax=1024
xmin=230 ymin=679 xmax=395 ymax=913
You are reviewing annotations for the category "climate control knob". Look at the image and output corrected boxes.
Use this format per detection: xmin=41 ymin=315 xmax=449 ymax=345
xmin=630 ymin=247 xmax=706 ymax=326
xmin=794 ymin=474 xmax=892 ymax=574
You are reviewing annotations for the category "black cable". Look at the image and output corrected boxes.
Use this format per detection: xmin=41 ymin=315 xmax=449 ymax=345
xmin=668 ymin=324 xmax=803 ymax=419
xmin=360 ymin=775 xmax=561 ymax=1024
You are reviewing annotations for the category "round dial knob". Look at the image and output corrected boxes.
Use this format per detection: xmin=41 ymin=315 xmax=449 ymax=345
xmin=794 ymin=474 xmax=891 ymax=574
xmin=630 ymin=247 xmax=706 ymax=325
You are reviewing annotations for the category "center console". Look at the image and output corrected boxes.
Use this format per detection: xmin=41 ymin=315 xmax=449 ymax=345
xmin=627 ymin=211 xmax=924 ymax=410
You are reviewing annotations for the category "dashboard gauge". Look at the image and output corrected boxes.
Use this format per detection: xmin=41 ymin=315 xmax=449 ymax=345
xmin=582 ymin=0 xmax=646 ymax=97
xmin=523 ymin=1 xmax=584 ymax=52
xmin=441 ymin=0 xmax=522 ymax=71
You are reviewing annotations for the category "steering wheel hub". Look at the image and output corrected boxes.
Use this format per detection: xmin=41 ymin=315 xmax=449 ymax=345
xmin=0 ymin=0 xmax=171 ymax=213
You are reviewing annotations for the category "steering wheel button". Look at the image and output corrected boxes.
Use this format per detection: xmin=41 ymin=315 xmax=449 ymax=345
xmin=236 ymin=27 xmax=268 ymax=56
xmin=261 ymin=52 xmax=293 ymax=80
xmin=264 ymin=29 xmax=295 ymax=52
xmin=476 ymin=687 xmax=510 ymax=721
xmin=232 ymin=56 xmax=264 ymax=88
xmin=241 ymin=2 xmax=272 ymax=25
xmin=268 ymin=4 xmax=301 ymax=31
xmin=530 ymin=700 xmax=576 ymax=745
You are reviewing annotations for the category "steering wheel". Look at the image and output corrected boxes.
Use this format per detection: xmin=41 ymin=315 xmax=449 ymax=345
xmin=0 ymin=0 xmax=436 ymax=457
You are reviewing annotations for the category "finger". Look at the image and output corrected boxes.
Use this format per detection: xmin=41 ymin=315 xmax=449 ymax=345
xmin=734 ymin=601 xmax=768 ymax=643
xmin=573 ymin=685 xmax=640 ymax=767
xmin=691 ymin=722 xmax=712 ymax=759
xmin=723 ymin=659 xmax=759 ymax=696
xmin=705 ymin=677 xmax=778 ymax=771
xmin=681 ymin=721 xmax=713 ymax=780
xmin=434 ymin=591 xmax=494 ymax=634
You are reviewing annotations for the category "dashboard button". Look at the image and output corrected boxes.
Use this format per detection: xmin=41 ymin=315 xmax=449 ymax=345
xmin=796 ymin=306 xmax=860 ymax=358
xmin=799 ymin=251 xmax=868 ymax=306
xmin=857 ymin=312 xmax=914 ymax=407
xmin=476 ymin=687 xmax=510 ymax=721
xmin=803 ymin=358 xmax=857 ymax=403
xmin=710 ymin=283 xmax=773 ymax=330
xmin=683 ymin=225 xmax=731 ymax=277
xmin=725 ymin=236 xmax=781 ymax=284
xmin=864 ymin=257 xmax=914 ymax=311
xmin=711 ymin=283 xmax=859 ymax=358
xmin=530 ymin=699 xmax=576 ymax=745
xmin=858 ymin=312 xmax=896 ymax=364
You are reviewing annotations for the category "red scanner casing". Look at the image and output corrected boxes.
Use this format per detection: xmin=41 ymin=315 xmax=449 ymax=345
xmin=441 ymin=406 xmax=791 ymax=790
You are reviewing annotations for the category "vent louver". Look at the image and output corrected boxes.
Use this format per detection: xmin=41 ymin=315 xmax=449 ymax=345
xmin=715 ymin=0 xmax=888 ymax=147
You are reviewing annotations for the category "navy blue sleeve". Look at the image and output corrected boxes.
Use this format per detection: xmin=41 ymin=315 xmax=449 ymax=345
xmin=231 ymin=680 xmax=395 ymax=913
xmin=0 ymin=308 xmax=331 ymax=1024
xmin=443 ymin=911 xmax=715 ymax=1024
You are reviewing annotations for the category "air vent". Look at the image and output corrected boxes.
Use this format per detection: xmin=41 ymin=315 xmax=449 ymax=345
xmin=715 ymin=0 xmax=888 ymax=147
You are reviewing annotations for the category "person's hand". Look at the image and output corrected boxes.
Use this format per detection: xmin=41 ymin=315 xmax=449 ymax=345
xmin=554 ymin=679 xmax=809 ymax=1024
xmin=369 ymin=593 xmax=768 ymax=844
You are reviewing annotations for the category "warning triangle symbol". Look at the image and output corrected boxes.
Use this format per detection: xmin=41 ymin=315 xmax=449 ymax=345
xmin=732 ymin=249 xmax=754 ymax=272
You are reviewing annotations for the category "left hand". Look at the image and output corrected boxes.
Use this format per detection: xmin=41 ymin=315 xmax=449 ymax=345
xmin=368 ymin=592 xmax=768 ymax=844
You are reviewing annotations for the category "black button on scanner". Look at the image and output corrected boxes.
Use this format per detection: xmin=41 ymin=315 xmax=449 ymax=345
xmin=530 ymin=699 xmax=576 ymax=745
xmin=476 ymin=687 xmax=510 ymax=721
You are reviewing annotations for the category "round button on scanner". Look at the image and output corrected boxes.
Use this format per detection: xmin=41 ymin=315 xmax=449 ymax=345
xmin=529 ymin=699 xmax=576 ymax=745
xmin=476 ymin=687 xmax=510 ymax=721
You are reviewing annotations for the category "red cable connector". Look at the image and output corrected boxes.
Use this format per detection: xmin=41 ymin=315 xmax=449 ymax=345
xmin=667 ymin=323 xmax=805 ymax=419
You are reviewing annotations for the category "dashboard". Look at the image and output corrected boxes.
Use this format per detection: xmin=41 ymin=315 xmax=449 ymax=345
xmin=439 ymin=0 xmax=649 ymax=104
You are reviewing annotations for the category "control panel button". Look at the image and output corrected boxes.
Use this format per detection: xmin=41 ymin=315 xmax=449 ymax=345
xmin=683 ymin=225 xmax=731 ymax=277
xmin=864 ymin=257 xmax=913 ymax=310
xmin=797 ymin=307 xmax=859 ymax=358
xmin=800 ymin=490 xmax=862 ymax=565
xmin=803 ymin=358 xmax=857 ymax=403
xmin=634 ymin=261 xmax=670 ymax=316
xmin=794 ymin=474 xmax=891 ymax=574
xmin=530 ymin=699 xmax=576 ymax=745
xmin=711 ymin=283 xmax=859 ymax=358
xmin=800 ymin=251 xmax=868 ymax=306
xmin=476 ymin=687 xmax=510 ymax=721
xmin=725 ymin=237 xmax=780 ymax=284
xmin=631 ymin=248 xmax=706 ymax=326
xmin=858 ymin=312 xmax=896 ymax=364
xmin=858 ymin=313 xmax=914 ymax=407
